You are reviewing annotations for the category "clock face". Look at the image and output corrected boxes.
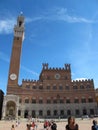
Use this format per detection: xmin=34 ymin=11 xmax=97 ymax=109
xmin=55 ymin=73 xmax=60 ymax=79
xmin=10 ymin=73 xmax=17 ymax=80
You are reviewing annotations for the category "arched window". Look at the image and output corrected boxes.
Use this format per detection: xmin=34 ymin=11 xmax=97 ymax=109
xmin=67 ymin=110 xmax=71 ymax=116
xmin=60 ymin=110 xmax=64 ymax=116
xmin=59 ymin=86 xmax=63 ymax=90
xmin=32 ymin=110 xmax=36 ymax=118
xmin=60 ymin=99 xmax=64 ymax=103
xmin=39 ymin=98 xmax=43 ymax=104
xmin=47 ymin=99 xmax=51 ymax=104
xmin=26 ymin=85 xmax=30 ymax=89
xmin=81 ymin=97 xmax=86 ymax=103
xmin=25 ymin=98 xmax=29 ymax=103
xmin=90 ymin=109 xmax=94 ymax=115
xmin=73 ymin=85 xmax=78 ymax=90
xmin=32 ymin=86 xmax=37 ymax=89
xmin=65 ymin=85 xmax=70 ymax=90
xmin=80 ymin=85 xmax=84 ymax=89
xmin=47 ymin=110 xmax=51 ymax=116
xmin=66 ymin=98 xmax=70 ymax=103
xmin=88 ymin=97 xmax=93 ymax=103
xmin=39 ymin=110 xmax=43 ymax=116
xmin=75 ymin=109 xmax=80 ymax=116
xmin=18 ymin=110 xmax=21 ymax=116
xmin=53 ymin=99 xmax=57 ymax=104
xmin=74 ymin=97 xmax=79 ymax=103
xmin=19 ymin=98 xmax=22 ymax=103
xmin=32 ymin=99 xmax=36 ymax=103
xmin=19 ymin=21 xmax=22 ymax=27
xmin=53 ymin=86 xmax=57 ymax=90
xmin=47 ymin=86 xmax=50 ymax=89
xmin=82 ymin=108 xmax=87 ymax=115
xmin=86 ymin=85 xmax=91 ymax=89
xmin=24 ymin=110 xmax=28 ymax=118
xmin=54 ymin=110 xmax=58 ymax=116
xmin=39 ymin=86 xmax=43 ymax=90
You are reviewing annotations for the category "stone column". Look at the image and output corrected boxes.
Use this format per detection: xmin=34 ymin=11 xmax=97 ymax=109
xmin=21 ymin=109 xmax=24 ymax=118
xmin=2 ymin=104 xmax=6 ymax=119
xmin=16 ymin=106 xmax=18 ymax=119
xmin=29 ymin=110 xmax=32 ymax=117
xmin=36 ymin=111 xmax=39 ymax=118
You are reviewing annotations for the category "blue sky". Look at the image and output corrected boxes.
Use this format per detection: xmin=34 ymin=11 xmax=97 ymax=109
xmin=0 ymin=0 xmax=98 ymax=94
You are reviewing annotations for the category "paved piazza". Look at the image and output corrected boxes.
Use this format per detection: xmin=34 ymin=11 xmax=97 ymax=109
xmin=0 ymin=118 xmax=97 ymax=130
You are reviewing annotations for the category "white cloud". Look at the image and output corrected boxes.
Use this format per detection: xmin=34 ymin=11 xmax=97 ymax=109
xmin=26 ymin=16 xmax=43 ymax=23
xmin=51 ymin=8 xmax=94 ymax=23
xmin=0 ymin=7 xmax=94 ymax=35
xmin=74 ymin=78 xmax=87 ymax=81
xmin=0 ymin=51 xmax=38 ymax=77
xmin=21 ymin=65 xmax=39 ymax=76
xmin=0 ymin=18 xmax=15 ymax=34
xmin=0 ymin=52 xmax=9 ymax=62
xmin=26 ymin=7 xmax=95 ymax=24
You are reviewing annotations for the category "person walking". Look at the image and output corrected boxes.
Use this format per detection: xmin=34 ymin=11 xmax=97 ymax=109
xmin=65 ymin=116 xmax=79 ymax=130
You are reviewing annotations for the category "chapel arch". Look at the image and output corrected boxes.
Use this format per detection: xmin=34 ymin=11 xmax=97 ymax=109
xmin=6 ymin=101 xmax=16 ymax=118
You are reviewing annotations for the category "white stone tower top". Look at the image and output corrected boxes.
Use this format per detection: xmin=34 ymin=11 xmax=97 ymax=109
xmin=14 ymin=13 xmax=25 ymax=40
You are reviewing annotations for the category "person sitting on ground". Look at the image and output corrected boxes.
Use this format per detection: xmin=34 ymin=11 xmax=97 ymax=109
xmin=65 ymin=116 xmax=79 ymax=130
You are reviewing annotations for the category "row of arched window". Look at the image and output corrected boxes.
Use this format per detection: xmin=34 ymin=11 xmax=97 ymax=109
xmin=19 ymin=97 xmax=94 ymax=104
xmin=25 ymin=84 xmax=93 ymax=90
xmin=18 ymin=108 xmax=95 ymax=118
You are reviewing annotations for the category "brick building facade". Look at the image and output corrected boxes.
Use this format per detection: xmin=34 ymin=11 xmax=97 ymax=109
xmin=2 ymin=15 xmax=97 ymax=119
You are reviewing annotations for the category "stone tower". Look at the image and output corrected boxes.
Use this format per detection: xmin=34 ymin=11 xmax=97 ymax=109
xmin=7 ymin=14 xmax=25 ymax=94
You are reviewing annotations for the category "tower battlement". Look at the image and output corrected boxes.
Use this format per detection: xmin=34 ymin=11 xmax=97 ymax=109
xmin=42 ymin=63 xmax=71 ymax=71
xmin=22 ymin=79 xmax=39 ymax=83
xmin=72 ymin=79 xmax=93 ymax=83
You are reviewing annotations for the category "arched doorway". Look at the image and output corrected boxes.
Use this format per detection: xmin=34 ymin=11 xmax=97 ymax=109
xmin=24 ymin=110 xmax=28 ymax=118
xmin=83 ymin=108 xmax=87 ymax=115
xmin=6 ymin=101 xmax=16 ymax=119
xmin=32 ymin=110 xmax=36 ymax=118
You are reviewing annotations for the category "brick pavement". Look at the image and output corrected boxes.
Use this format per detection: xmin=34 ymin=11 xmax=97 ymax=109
xmin=0 ymin=118 xmax=97 ymax=130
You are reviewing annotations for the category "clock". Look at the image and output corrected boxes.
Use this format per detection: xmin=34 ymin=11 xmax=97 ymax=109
xmin=10 ymin=73 xmax=17 ymax=80
xmin=55 ymin=73 xmax=60 ymax=79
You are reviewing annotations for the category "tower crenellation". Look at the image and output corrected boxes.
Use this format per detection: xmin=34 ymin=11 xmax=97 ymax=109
xmin=65 ymin=64 xmax=71 ymax=71
xmin=22 ymin=79 xmax=39 ymax=83
xmin=42 ymin=63 xmax=71 ymax=71
xmin=72 ymin=79 xmax=93 ymax=84
xmin=14 ymin=14 xmax=25 ymax=40
xmin=42 ymin=63 xmax=48 ymax=69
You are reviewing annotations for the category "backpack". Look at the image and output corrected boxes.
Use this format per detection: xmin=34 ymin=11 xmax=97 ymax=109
xmin=92 ymin=125 xmax=98 ymax=130
xmin=51 ymin=123 xmax=57 ymax=130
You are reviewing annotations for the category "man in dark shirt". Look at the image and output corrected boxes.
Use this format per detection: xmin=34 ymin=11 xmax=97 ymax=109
xmin=51 ymin=121 xmax=57 ymax=130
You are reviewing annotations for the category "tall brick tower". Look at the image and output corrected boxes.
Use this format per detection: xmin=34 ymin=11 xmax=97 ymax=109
xmin=7 ymin=14 xmax=25 ymax=94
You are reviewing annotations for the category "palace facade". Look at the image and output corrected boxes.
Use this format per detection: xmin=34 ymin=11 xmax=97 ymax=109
xmin=2 ymin=15 xmax=97 ymax=119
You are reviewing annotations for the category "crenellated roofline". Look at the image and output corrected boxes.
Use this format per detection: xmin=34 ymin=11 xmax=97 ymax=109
xmin=22 ymin=79 xmax=39 ymax=83
xmin=42 ymin=63 xmax=71 ymax=71
xmin=72 ymin=79 xmax=93 ymax=83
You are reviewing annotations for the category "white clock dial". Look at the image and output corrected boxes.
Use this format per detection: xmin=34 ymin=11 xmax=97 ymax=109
xmin=55 ymin=73 xmax=60 ymax=79
xmin=10 ymin=73 xmax=17 ymax=80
